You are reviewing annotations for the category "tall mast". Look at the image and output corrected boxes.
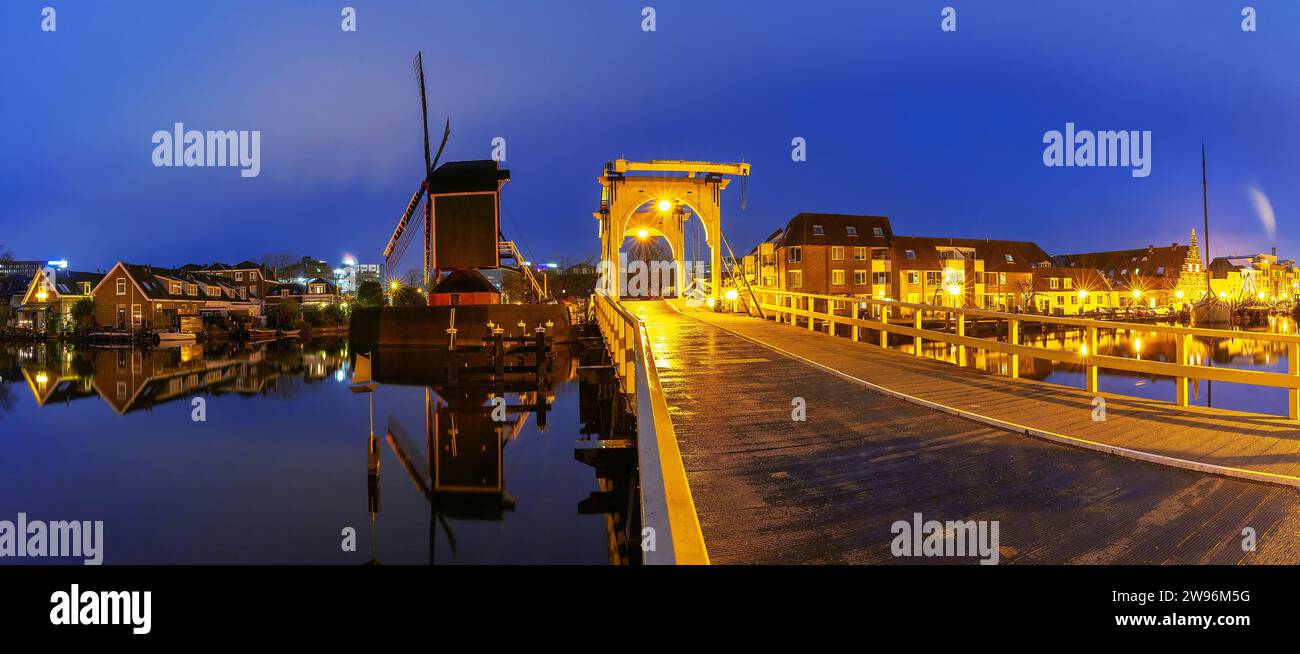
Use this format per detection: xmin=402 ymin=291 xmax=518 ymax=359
xmin=1201 ymin=142 xmax=1210 ymax=271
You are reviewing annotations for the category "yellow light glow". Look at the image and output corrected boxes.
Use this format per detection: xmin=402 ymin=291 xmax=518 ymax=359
xmin=1134 ymin=338 xmax=1143 ymax=353
xmin=1080 ymin=343 xmax=1088 ymax=356
xmin=1132 ymin=290 xmax=1142 ymax=298
xmin=1174 ymin=290 xmax=1184 ymax=299
xmin=35 ymin=290 xmax=48 ymax=301
xmin=724 ymin=289 xmax=738 ymax=301
xmin=706 ymin=297 xmax=716 ymax=308
xmin=1077 ymin=289 xmax=1088 ymax=299
xmin=637 ymin=228 xmax=650 ymax=239
xmin=947 ymin=283 xmax=961 ymax=296
xmin=1258 ymin=291 xmax=1267 ymax=300
xmin=35 ymin=373 xmax=48 ymax=385
xmin=877 ymin=290 xmax=885 ymax=298
xmin=341 ymin=303 xmax=349 ymax=310
xmin=390 ymin=281 xmax=400 ymax=291
xmin=1218 ymin=291 xmax=1227 ymax=299
xmin=656 ymin=200 xmax=672 ymax=212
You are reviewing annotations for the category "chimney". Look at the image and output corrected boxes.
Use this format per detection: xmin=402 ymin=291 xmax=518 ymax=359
xmin=1272 ymin=246 xmax=1277 ymax=257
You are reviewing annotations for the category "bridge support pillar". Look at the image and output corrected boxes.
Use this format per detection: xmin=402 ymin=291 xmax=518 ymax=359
xmin=1007 ymin=318 xmax=1020 ymax=379
xmin=1288 ymin=343 xmax=1298 ymax=420
xmin=1085 ymin=325 xmax=1099 ymax=394
xmin=1175 ymin=333 xmax=1191 ymax=407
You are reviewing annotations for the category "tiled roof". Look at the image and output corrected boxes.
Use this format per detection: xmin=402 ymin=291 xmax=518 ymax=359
xmin=779 ymin=213 xmax=893 ymax=248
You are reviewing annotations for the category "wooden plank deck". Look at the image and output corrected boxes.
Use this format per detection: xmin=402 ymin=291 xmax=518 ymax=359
xmin=626 ymin=299 xmax=1300 ymax=564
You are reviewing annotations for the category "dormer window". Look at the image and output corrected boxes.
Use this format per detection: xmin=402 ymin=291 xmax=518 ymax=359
xmin=1004 ymin=254 xmax=1015 ymax=263
xmin=873 ymin=227 xmax=884 ymax=237
xmin=79 ymin=282 xmax=91 ymax=295
xmin=905 ymin=250 xmax=917 ymax=260
xmin=235 ymin=272 xmax=243 ymax=281
xmin=845 ymin=226 xmax=858 ymax=237
xmin=812 ymin=225 xmax=824 ymax=236
xmin=186 ymin=284 xmax=198 ymax=296
xmin=169 ymin=281 xmax=181 ymax=295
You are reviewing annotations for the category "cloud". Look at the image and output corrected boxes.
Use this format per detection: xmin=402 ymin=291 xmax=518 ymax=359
xmin=1247 ymin=186 xmax=1276 ymax=243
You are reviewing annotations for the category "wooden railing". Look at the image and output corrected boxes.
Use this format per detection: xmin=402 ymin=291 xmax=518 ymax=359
xmin=591 ymin=291 xmax=709 ymax=564
xmin=749 ymin=287 xmax=1300 ymax=420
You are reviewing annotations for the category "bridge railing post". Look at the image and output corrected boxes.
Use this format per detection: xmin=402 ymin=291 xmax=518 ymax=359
xmin=913 ymin=307 xmax=923 ymax=356
xmin=1007 ymin=317 xmax=1020 ymax=379
xmin=851 ymin=301 xmax=859 ymax=342
xmin=880 ymin=305 xmax=889 ymax=349
xmin=955 ymin=312 xmax=966 ymax=367
xmin=1290 ymin=342 xmax=1300 ymax=420
xmin=807 ymin=296 xmax=816 ymax=332
xmin=1085 ymin=325 xmax=1099 ymax=394
xmin=1175 ymin=333 xmax=1191 ymax=407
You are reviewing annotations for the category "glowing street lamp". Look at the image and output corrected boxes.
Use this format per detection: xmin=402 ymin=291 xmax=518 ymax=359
xmin=1218 ymin=291 xmax=1227 ymax=300
xmin=636 ymin=228 xmax=650 ymax=240
xmin=946 ymin=283 xmax=961 ymax=297
xmin=1077 ymin=289 xmax=1088 ymax=299
xmin=724 ymin=288 xmax=739 ymax=301
xmin=1131 ymin=289 xmax=1142 ymax=299
xmin=1174 ymin=290 xmax=1184 ymax=300
xmin=656 ymin=199 xmax=672 ymax=212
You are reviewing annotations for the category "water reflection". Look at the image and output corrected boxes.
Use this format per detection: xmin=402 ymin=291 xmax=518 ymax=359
xmin=890 ymin=317 xmax=1297 ymax=414
xmin=0 ymin=339 xmax=620 ymax=564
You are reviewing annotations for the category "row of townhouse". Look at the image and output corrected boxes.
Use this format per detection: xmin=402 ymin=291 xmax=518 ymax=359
xmin=742 ymin=213 xmax=1253 ymax=315
xmin=2 ymin=260 xmax=342 ymax=333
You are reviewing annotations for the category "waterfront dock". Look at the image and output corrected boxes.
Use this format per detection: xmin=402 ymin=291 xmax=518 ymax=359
xmin=606 ymin=299 xmax=1300 ymax=564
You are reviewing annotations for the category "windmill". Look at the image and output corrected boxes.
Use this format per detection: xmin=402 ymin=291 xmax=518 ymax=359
xmin=379 ymin=52 xmax=546 ymax=302
xmin=383 ymin=50 xmax=450 ymax=291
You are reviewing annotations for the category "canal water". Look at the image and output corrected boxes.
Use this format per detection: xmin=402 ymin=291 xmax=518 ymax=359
xmin=0 ymin=339 xmax=621 ymax=564
xmin=895 ymin=316 xmax=1298 ymax=417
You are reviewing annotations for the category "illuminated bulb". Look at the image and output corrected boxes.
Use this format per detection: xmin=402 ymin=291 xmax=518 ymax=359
xmin=657 ymin=200 xmax=672 ymax=212
xmin=724 ymin=289 xmax=738 ymax=301
xmin=1080 ymin=343 xmax=1088 ymax=356
xmin=947 ymin=284 xmax=961 ymax=296
xmin=637 ymin=228 xmax=649 ymax=239
xmin=1132 ymin=290 xmax=1142 ymax=299
xmin=1174 ymin=290 xmax=1183 ymax=299
xmin=35 ymin=373 xmax=48 ymax=385
xmin=1218 ymin=291 xmax=1227 ymax=299
xmin=706 ymin=297 xmax=716 ymax=308
xmin=390 ymin=281 xmax=399 ymax=291
xmin=1258 ymin=291 xmax=1267 ymax=300
xmin=1077 ymin=289 xmax=1088 ymax=299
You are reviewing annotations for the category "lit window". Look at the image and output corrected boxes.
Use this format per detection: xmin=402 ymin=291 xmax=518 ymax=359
xmin=831 ymin=246 xmax=845 ymax=261
xmin=853 ymin=247 xmax=866 ymax=261
xmin=1064 ymin=278 xmax=1073 ymax=289
xmin=831 ymin=270 xmax=845 ymax=285
xmin=787 ymin=270 xmax=802 ymax=288
xmin=1050 ymin=278 xmax=1060 ymax=289
xmin=116 ymin=278 xmax=126 ymax=295
xmin=235 ymin=272 xmax=243 ymax=281
xmin=788 ymin=247 xmax=802 ymax=263
xmin=854 ymin=270 xmax=868 ymax=285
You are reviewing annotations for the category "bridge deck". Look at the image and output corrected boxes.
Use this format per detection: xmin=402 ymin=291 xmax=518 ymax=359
xmin=627 ymin=299 xmax=1300 ymax=564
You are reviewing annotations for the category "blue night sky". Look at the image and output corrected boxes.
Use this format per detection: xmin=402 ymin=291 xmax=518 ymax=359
xmin=2 ymin=1 xmax=1298 ymax=272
